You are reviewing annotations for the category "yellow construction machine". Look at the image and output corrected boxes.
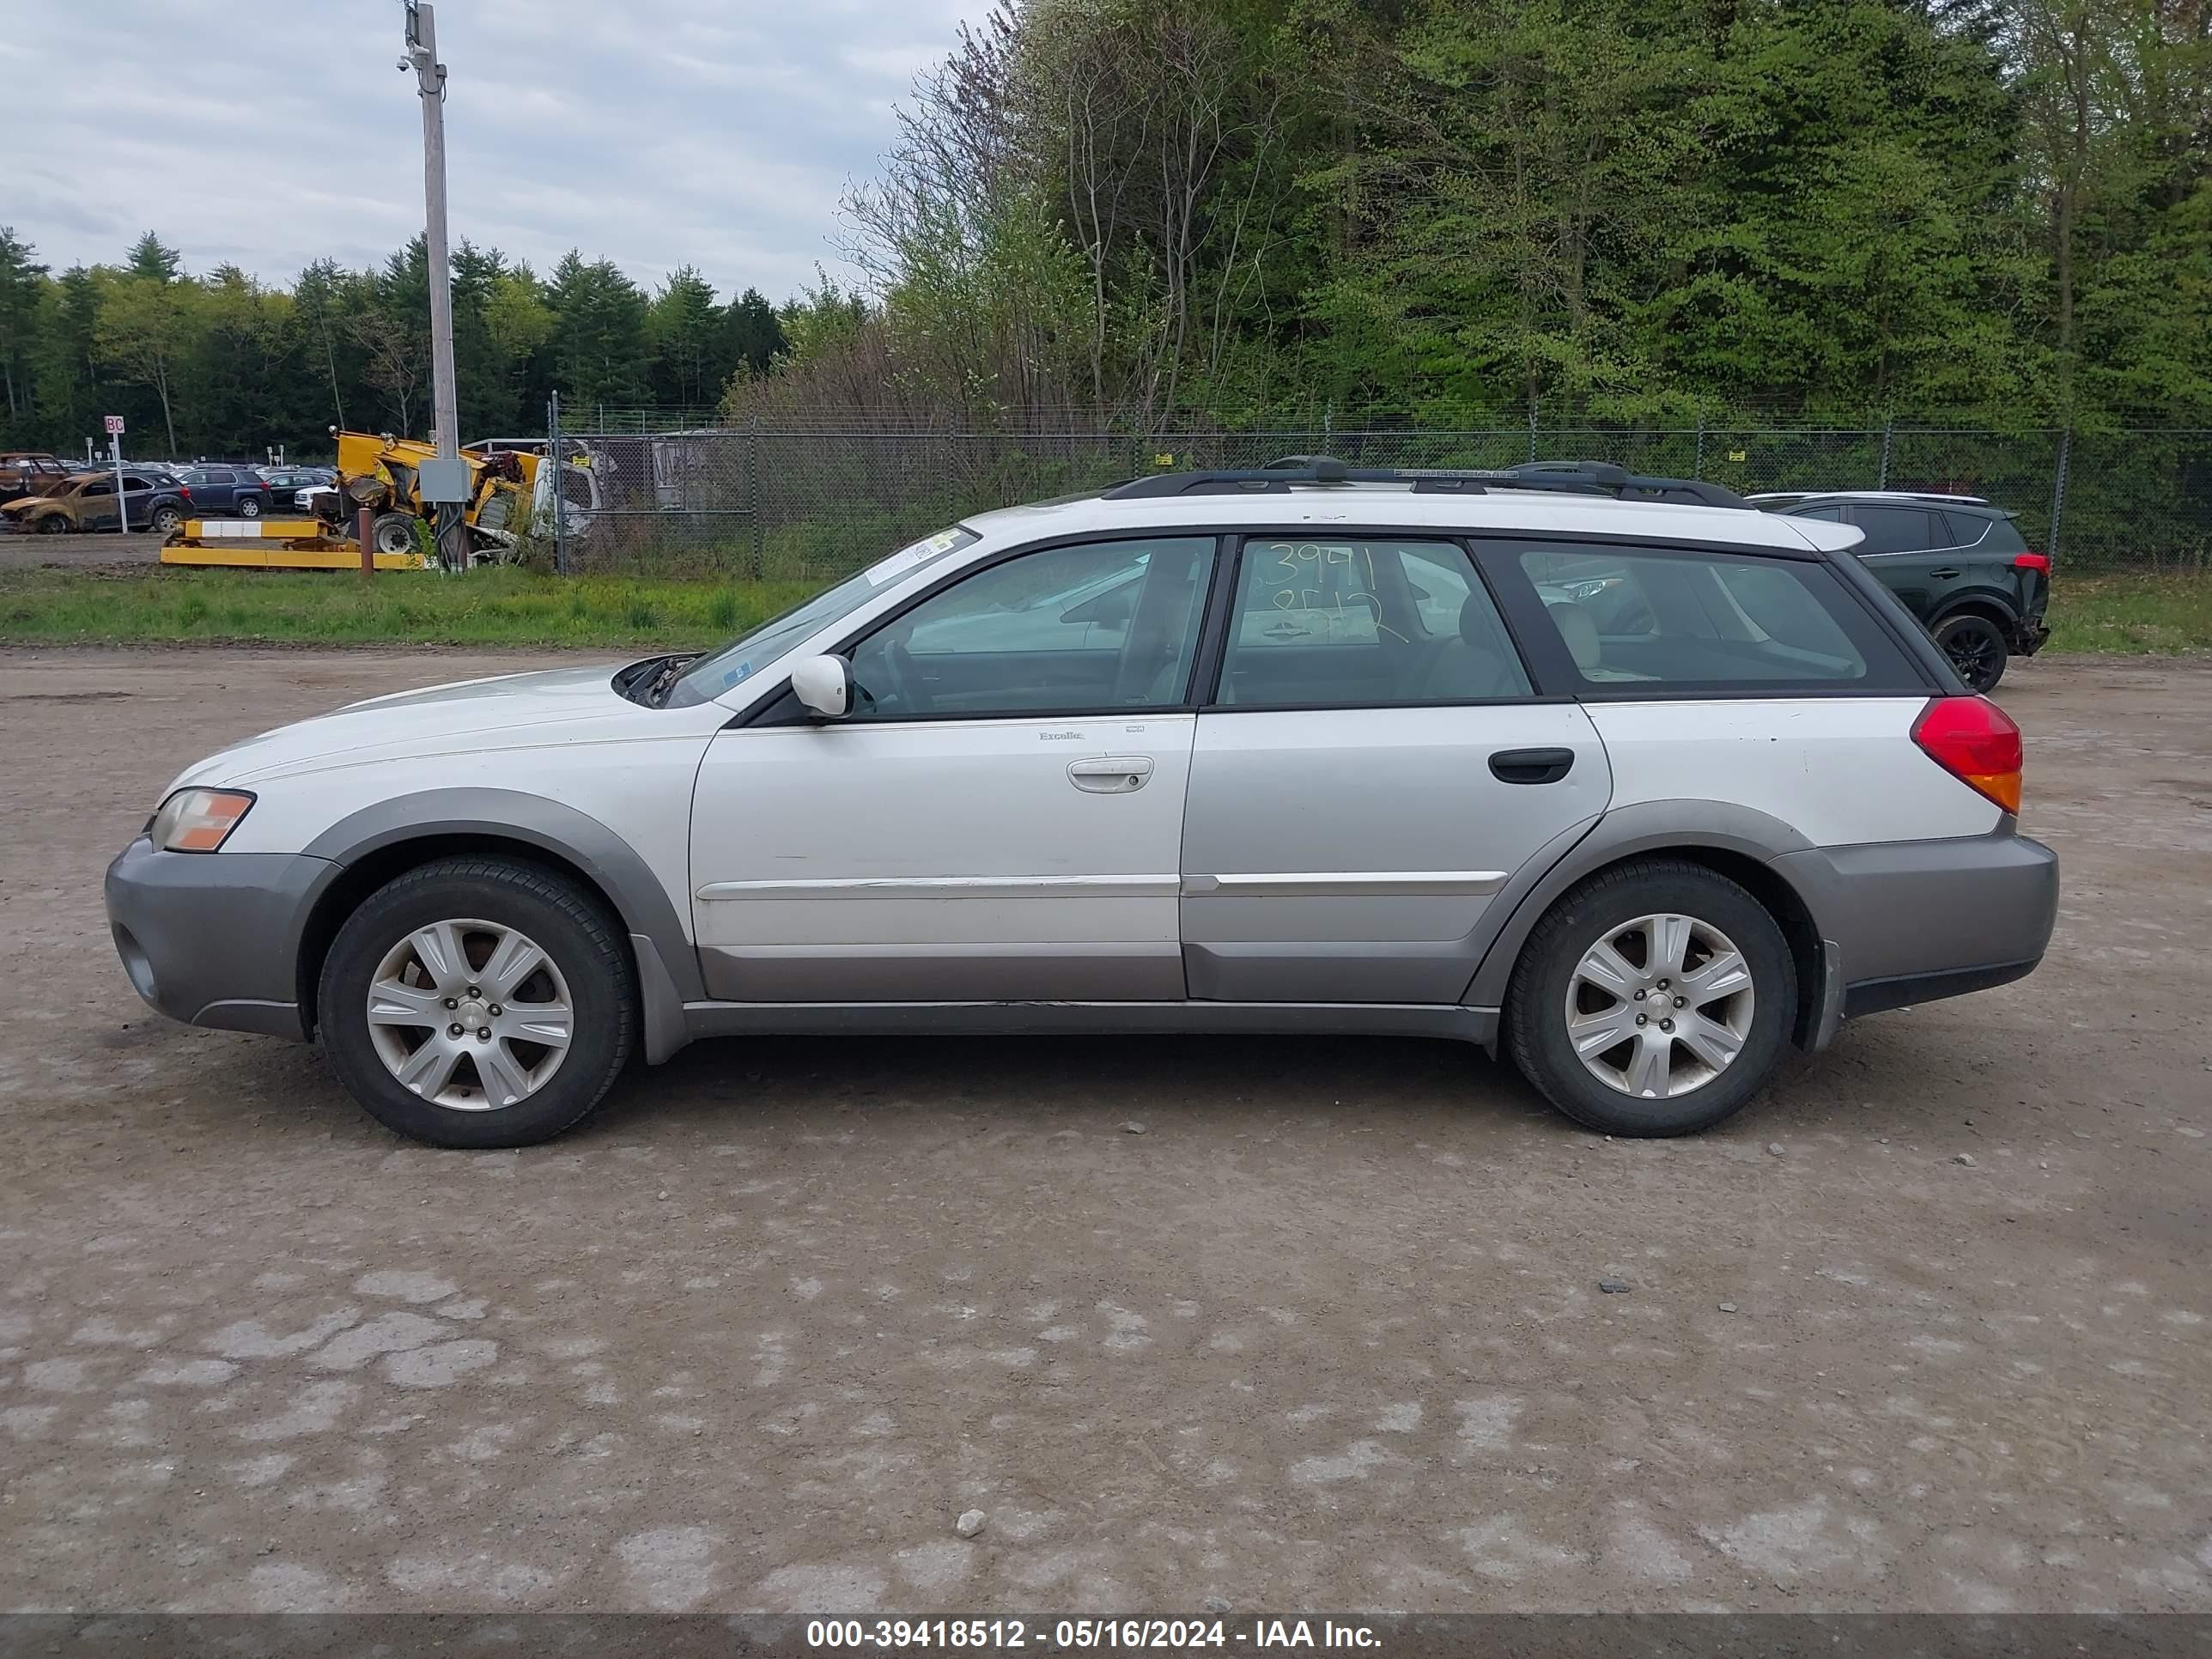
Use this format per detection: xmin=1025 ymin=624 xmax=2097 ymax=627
xmin=160 ymin=430 xmax=549 ymax=569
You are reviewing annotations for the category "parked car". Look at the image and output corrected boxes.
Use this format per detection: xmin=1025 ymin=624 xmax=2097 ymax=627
xmin=1747 ymin=490 xmax=2049 ymax=690
xmin=256 ymin=466 xmax=335 ymax=510
xmin=173 ymin=465 xmax=279 ymax=519
xmin=106 ymin=459 xmax=2057 ymax=1149
xmin=1 ymin=469 xmax=193 ymax=535
xmin=0 ymin=452 xmax=77 ymax=505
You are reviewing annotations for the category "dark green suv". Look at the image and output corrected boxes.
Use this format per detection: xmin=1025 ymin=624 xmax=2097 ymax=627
xmin=1751 ymin=491 xmax=2051 ymax=690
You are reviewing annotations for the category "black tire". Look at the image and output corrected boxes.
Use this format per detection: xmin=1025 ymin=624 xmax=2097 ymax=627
xmin=238 ymin=495 xmax=262 ymax=519
xmin=317 ymin=856 xmax=636 ymax=1149
xmin=1504 ymin=858 xmax=1796 ymax=1137
xmin=371 ymin=511 xmax=418 ymax=557
xmin=1935 ymin=613 xmax=2007 ymax=692
xmin=36 ymin=514 xmax=67 ymax=533
xmin=151 ymin=506 xmax=184 ymax=536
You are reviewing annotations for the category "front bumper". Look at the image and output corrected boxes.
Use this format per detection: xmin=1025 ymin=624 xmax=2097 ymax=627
xmin=1775 ymin=830 xmax=2059 ymax=1040
xmin=104 ymin=837 xmax=333 ymax=1040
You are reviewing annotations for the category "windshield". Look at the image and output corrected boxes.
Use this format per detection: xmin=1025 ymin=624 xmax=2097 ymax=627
xmin=662 ymin=526 xmax=979 ymax=708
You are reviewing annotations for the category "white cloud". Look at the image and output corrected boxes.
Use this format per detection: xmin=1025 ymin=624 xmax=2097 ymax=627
xmin=6 ymin=0 xmax=984 ymax=303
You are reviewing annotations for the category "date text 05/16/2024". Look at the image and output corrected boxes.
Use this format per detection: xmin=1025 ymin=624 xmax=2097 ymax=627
xmin=805 ymin=1620 xmax=1383 ymax=1650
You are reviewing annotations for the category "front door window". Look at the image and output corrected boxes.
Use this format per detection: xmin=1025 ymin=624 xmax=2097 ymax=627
xmin=848 ymin=538 xmax=1216 ymax=719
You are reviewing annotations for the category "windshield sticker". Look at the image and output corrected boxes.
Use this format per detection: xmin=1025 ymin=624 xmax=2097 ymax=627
xmin=863 ymin=526 xmax=969 ymax=586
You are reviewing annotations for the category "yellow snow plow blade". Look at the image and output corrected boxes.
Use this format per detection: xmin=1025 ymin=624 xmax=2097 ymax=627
xmin=160 ymin=519 xmax=429 ymax=570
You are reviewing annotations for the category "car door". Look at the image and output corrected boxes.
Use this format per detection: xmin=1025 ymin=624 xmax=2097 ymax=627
xmin=119 ymin=474 xmax=163 ymax=528
xmin=688 ymin=535 xmax=1219 ymax=1003
xmin=1845 ymin=505 xmax=1951 ymax=617
xmin=1179 ymin=535 xmax=1611 ymax=1004
xmin=73 ymin=477 xmax=119 ymax=531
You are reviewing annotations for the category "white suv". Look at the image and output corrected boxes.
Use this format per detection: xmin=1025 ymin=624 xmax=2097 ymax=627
xmin=106 ymin=460 xmax=2058 ymax=1147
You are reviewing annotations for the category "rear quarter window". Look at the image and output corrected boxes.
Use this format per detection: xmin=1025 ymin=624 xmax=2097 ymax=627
xmin=1503 ymin=543 xmax=1924 ymax=696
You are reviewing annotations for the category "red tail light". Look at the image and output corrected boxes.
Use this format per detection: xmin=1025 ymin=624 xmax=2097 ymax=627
xmin=2014 ymin=551 xmax=2051 ymax=574
xmin=177 ymin=486 xmax=192 ymax=500
xmin=1913 ymin=696 xmax=2023 ymax=814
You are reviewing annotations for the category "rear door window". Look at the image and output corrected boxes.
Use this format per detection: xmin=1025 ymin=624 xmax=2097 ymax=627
xmin=1213 ymin=538 xmax=1531 ymax=707
xmin=1848 ymin=506 xmax=1937 ymax=554
xmin=1504 ymin=544 xmax=1923 ymax=693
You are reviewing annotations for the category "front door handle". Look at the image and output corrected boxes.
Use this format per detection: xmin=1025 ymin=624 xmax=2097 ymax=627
xmin=1929 ymin=568 xmax=1961 ymax=580
xmin=1489 ymin=746 xmax=1576 ymax=785
xmin=1070 ymin=755 xmax=1153 ymax=793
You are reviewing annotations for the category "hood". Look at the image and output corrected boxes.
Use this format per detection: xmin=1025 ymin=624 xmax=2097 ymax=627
xmin=170 ymin=660 xmax=641 ymax=790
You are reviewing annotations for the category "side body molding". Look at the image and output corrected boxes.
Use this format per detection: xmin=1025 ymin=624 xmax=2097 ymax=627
xmin=300 ymin=787 xmax=706 ymax=1060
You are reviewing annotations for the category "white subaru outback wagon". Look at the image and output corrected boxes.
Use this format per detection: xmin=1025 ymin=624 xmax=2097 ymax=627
xmin=106 ymin=459 xmax=2058 ymax=1148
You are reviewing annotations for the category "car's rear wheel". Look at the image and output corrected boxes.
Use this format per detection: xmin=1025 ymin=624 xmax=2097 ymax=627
xmin=1935 ymin=613 xmax=2007 ymax=691
xmin=151 ymin=505 xmax=184 ymax=535
xmin=318 ymin=857 xmax=635 ymax=1148
xmin=238 ymin=496 xmax=262 ymax=519
xmin=1506 ymin=859 xmax=1796 ymax=1137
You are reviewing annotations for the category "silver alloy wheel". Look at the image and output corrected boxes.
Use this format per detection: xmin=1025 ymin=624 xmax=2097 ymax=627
xmin=364 ymin=919 xmax=574 ymax=1111
xmin=1563 ymin=912 xmax=1756 ymax=1099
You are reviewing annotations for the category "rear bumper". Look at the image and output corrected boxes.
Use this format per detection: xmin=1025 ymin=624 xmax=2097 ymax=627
xmin=2009 ymin=618 xmax=2051 ymax=657
xmin=1774 ymin=830 xmax=2059 ymax=1045
xmin=105 ymin=836 xmax=331 ymax=1041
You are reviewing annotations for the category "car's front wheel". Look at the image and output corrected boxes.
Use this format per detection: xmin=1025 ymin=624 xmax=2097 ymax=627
xmin=318 ymin=857 xmax=636 ymax=1148
xmin=1505 ymin=859 xmax=1796 ymax=1137
xmin=1935 ymin=613 xmax=2008 ymax=692
xmin=36 ymin=514 xmax=67 ymax=533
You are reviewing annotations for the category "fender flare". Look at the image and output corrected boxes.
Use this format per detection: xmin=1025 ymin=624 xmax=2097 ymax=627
xmin=298 ymin=787 xmax=702 ymax=1057
xmin=1929 ymin=588 xmax=2021 ymax=628
xmin=1460 ymin=799 xmax=1835 ymax=1046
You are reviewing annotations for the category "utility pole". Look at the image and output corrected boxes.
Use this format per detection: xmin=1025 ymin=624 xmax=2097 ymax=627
xmin=403 ymin=1 xmax=465 ymax=570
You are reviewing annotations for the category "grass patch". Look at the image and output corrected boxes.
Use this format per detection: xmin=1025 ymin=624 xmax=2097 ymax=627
xmin=0 ymin=566 xmax=817 ymax=649
xmin=2045 ymin=574 xmax=2212 ymax=655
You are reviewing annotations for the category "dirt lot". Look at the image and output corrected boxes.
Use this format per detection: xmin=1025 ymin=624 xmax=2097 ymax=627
xmin=0 ymin=646 xmax=2205 ymax=1616
xmin=0 ymin=531 xmax=167 ymax=572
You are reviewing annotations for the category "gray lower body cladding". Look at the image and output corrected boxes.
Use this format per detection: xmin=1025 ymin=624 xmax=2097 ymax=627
xmin=1773 ymin=830 xmax=2058 ymax=1022
xmin=105 ymin=837 xmax=332 ymax=1040
xmin=102 ymin=822 xmax=2058 ymax=1066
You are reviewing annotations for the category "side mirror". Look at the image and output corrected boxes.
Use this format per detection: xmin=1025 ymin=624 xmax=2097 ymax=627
xmin=790 ymin=654 xmax=854 ymax=721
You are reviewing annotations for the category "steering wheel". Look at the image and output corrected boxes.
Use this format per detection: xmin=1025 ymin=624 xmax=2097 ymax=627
xmin=886 ymin=638 xmax=929 ymax=714
xmin=859 ymin=637 xmax=927 ymax=715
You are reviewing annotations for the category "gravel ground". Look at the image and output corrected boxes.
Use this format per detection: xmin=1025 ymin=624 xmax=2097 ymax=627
xmin=0 ymin=531 xmax=169 ymax=571
xmin=0 ymin=646 xmax=2206 ymax=1616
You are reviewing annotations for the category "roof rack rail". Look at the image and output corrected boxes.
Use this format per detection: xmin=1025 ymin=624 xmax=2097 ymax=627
xmin=1101 ymin=455 xmax=1749 ymax=508
xmin=1745 ymin=488 xmax=1991 ymax=507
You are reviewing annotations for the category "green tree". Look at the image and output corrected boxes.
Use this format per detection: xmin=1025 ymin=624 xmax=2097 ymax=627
xmin=647 ymin=265 xmax=724 ymax=409
xmin=126 ymin=232 xmax=182 ymax=284
xmin=483 ymin=262 xmax=556 ymax=423
xmin=95 ymin=271 xmax=202 ymax=455
xmin=546 ymin=251 xmax=650 ymax=415
xmin=720 ymin=287 xmax=787 ymax=380
xmin=0 ymin=227 xmax=47 ymax=428
xmin=31 ymin=266 xmax=105 ymax=453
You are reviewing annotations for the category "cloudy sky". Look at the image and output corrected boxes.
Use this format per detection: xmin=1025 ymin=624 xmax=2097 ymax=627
xmin=5 ymin=0 xmax=981 ymax=303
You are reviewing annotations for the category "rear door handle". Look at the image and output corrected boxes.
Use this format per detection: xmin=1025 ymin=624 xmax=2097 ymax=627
xmin=1070 ymin=755 xmax=1153 ymax=793
xmin=1929 ymin=567 xmax=1961 ymax=580
xmin=1489 ymin=747 xmax=1576 ymax=785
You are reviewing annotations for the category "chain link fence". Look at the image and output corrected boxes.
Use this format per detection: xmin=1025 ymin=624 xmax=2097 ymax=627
xmin=541 ymin=416 xmax=2212 ymax=582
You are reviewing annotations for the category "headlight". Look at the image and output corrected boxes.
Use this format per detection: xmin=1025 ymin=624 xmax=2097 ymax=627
xmin=147 ymin=787 xmax=256 ymax=852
